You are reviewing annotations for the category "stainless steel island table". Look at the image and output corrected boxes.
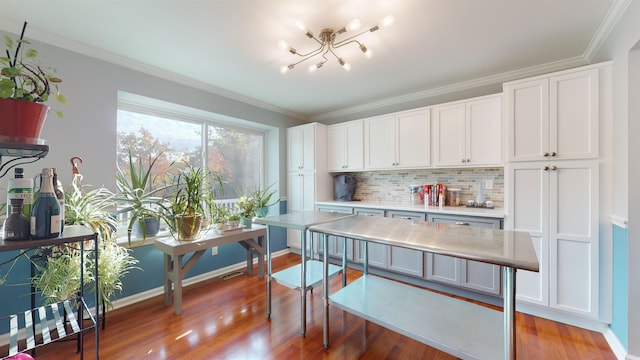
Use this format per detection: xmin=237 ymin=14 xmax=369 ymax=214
xmin=253 ymin=211 xmax=355 ymax=337
xmin=309 ymin=216 xmax=539 ymax=360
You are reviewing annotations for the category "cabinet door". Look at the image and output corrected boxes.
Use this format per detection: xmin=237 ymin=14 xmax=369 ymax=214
xmin=286 ymin=171 xmax=316 ymax=248
xmin=433 ymin=102 xmax=466 ymax=166
xmin=386 ymin=211 xmax=425 ymax=277
xmin=316 ymin=205 xmax=354 ymax=260
xmin=426 ymin=213 xmax=502 ymax=294
xmin=505 ymin=78 xmax=549 ymax=162
xmin=467 ymin=95 xmax=502 ymax=165
xmin=550 ymin=69 xmax=599 ymax=160
xmin=396 ymin=109 xmax=430 ymax=168
xmin=507 ymin=163 xmax=549 ymax=306
xmin=549 ymin=161 xmax=598 ymax=318
xmin=327 ymin=124 xmax=346 ymax=172
xmin=288 ymin=124 xmax=315 ymax=171
xmin=353 ymin=208 xmax=388 ymax=269
xmin=364 ymin=115 xmax=396 ymax=169
xmin=344 ymin=120 xmax=364 ymax=171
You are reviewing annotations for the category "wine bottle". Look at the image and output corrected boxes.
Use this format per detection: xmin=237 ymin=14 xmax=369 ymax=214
xmin=3 ymin=198 xmax=30 ymax=240
xmin=31 ymin=168 xmax=62 ymax=239
xmin=7 ymin=167 xmax=34 ymax=220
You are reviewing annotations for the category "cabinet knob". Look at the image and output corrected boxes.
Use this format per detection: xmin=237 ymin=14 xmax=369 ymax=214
xmin=551 ymin=165 xmax=557 ymax=171
xmin=551 ymin=152 xmax=557 ymax=157
xmin=543 ymin=152 xmax=550 ymax=157
xmin=466 ymin=158 xmax=471 ymax=163
xmin=544 ymin=166 xmax=550 ymax=171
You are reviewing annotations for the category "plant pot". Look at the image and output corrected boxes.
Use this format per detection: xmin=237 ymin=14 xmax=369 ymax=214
xmin=175 ymin=214 xmax=202 ymax=241
xmin=0 ymin=98 xmax=50 ymax=143
xmin=255 ymin=207 xmax=268 ymax=218
xmin=239 ymin=216 xmax=252 ymax=228
xmin=132 ymin=217 xmax=161 ymax=238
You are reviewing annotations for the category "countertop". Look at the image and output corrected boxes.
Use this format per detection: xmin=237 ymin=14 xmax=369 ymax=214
xmin=315 ymin=200 xmax=505 ymax=219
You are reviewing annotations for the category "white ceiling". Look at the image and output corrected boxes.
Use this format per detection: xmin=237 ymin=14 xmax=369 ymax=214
xmin=0 ymin=0 xmax=622 ymax=121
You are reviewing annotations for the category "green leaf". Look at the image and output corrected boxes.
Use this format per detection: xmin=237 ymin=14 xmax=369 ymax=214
xmin=53 ymin=93 xmax=67 ymax=104
xmin=25 ymin=49 xmax=37 ymax=58
xmin=56 ymin=110 xmax=63 ymax=118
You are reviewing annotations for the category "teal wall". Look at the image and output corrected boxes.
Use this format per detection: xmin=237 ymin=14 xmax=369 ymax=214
xmin=611 ymin=224 xmax=628 ymax=349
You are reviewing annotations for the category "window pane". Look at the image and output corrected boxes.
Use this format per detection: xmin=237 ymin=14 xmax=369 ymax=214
xmin=207 ymin=124 xmax=263 ymax=199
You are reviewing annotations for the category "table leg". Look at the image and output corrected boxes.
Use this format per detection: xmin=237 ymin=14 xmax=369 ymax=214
xmin=163 ymin=254 xmax=172 ymax=306
xmin=257 ymin=236 xmax=264 ymax=279
xmin=300 ymin=229 xmax=307 ymax=337
xmin=266 ymin=226 xmax=272 ymax=318
xmin=323 ymin=233 xmax=330 ymax=348
xmin=245 ymin=244 xmax=253 ymax=275
xmin=173 ymin=254 xmax=185 ymax=315
xmin=341 ymin=237 xmax=347 ymax=287
xmin=504 ymin=266 xmax=516 ymax=360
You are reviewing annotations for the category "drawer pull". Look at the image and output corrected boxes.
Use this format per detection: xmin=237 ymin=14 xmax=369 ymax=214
xmin=455 ymin=222 xmax=470 ymax=225
xmin=401 ymin=217 xmax=412 ymax=220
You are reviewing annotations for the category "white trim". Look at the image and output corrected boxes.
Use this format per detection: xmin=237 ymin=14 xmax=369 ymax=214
xmin=611 ymin=214 xmax=629 ymax=229
xmin=516 ymin=302 xmax=608 ymax=333
xmin=603 ymin=326 xmax=628 ymax=360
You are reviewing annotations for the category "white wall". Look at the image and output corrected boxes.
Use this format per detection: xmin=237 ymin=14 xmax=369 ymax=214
xmin=0 ymin=30 xmax=302 ymax=198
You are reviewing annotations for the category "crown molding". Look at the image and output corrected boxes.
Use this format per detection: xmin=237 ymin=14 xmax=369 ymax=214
xmin=583 ymin=0 xmax=633 ymax=62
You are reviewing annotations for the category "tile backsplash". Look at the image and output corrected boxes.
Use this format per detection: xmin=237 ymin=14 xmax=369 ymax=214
xmin=344 ymin=167 xmax=504 ymax=207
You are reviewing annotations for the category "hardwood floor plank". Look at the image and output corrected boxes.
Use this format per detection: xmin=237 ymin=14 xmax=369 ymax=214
xmin=26 ymin=253 xmax=615 ymax=359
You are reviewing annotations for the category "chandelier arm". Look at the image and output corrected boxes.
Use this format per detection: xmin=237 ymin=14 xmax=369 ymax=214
xmin=332 ymin=28 xmax=375 ymax=47
xmin=327 ymin=46 xmax=343 ymax=62
xmin=332 ymin=39 xmax=363 ymax=50
xmin=292 ymin=45 xmax=325 ymax=58
xmin=289 ymin=45 xmax=327 ymax=67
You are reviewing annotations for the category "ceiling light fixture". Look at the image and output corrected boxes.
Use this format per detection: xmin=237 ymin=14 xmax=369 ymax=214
xmin=279 ymin=15 xmax=394 ymax=74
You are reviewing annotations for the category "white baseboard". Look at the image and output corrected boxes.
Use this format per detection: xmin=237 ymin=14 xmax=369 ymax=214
xmin=603 ymin=326 xmax=628 ymax=360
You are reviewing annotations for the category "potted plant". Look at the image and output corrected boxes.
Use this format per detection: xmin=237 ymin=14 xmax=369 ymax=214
xmin=162 ymin=165 xmax=221 ymax=241
xmin=115 ymin=150 xmax=172 ymax=242
xmin=248 ymin=182 xmax=279 ymax=218
xmin=31 ymin=181 xmax=139 ymax=310
xmin=236 ymin=195 xmax=257 ymax=228
xmin=0 ymin=22 xmax=67 ymax=142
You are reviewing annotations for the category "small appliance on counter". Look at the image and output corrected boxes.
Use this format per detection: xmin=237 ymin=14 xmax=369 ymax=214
xmin=409 ymin=185 xmax=424 ymax=205
xmin=334 ymin=174 xmax=356 ymax=201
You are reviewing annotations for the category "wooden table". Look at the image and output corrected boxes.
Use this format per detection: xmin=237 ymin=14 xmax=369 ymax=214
xmin=253 ymin=211 xmax=356 ymax=337
xmin=154 ymin=226 xmax=266 ymax=314
xmin=309 ymin=216 xmax=539 ymax=360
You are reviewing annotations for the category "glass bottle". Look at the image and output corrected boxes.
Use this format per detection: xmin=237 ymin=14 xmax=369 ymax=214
xmin=31 ymin=168 xmax=62 ymax=239
xmin=52 ymin=168 xmax=65 ymax=233
xmin=3 ymin=198 xmax=30 ymax=240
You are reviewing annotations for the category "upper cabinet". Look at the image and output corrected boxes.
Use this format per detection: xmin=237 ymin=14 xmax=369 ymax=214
xmin=504 ymin=68 xmax=599 ymax=162
xmin=328 ymin=120 xmax=364 ymax=172
xmin=432 ymin=94 xmax=502 ymax=167
xmin=288 ymin=123 xmax=318 ymax=171
xmin=364 ymin=108 xmax=431 ymax=170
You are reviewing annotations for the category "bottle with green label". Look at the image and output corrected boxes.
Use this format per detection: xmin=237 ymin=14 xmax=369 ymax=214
xmin=7 ymin=167 xmax=34 ymax=220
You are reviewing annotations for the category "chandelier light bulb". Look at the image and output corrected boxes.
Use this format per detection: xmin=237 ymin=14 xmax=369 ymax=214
xmin=347 ymin=18 xmax=361 ymax=32
xmin=278 ymin=40 xmax=288 ymax=50
xmin=296 ymin=21 xmax=306 ymax=31
xmin=280 ymin=65 xmax=291 ymax=74
xmin=338 ymin=58 xmax=351 ymax=71
xmin=381 ymin=15 xmax=394 ymax=27
xmin=359 ymin=44 xmax=373 ymax=58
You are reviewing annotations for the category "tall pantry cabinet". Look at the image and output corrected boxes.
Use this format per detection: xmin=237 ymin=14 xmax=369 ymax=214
xmin=287 ymin=123 xmax=332 ymax=248
xmin=504 ymin=63 xmax=608 ymax=320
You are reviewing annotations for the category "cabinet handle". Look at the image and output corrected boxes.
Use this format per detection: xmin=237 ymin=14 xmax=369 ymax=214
xmin=455 ymin=222 xmax=470 ymax=225
xmin=461 ymin=159 xmax=466 ymax=163
xmin=551 ymin=166 xmax=557 ymax=171
xmin=543 ymin=152 xmax=550 ymax=157
xmin=551 ymin=152 xmax=557 ymax=157
xmin=544 ymin=166 xmax=550 ymax=171
xmin=400 ymin=216 xmax=412 ymax=220
xmin=364 ymin=214 xmax=375 ymax=216
xmin=466 ymin=158 xmax=471 ymax=163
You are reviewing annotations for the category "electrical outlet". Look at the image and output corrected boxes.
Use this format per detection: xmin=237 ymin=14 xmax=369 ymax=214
xmin=211 ymin=247 xmax=218 ymax=256
xmin=485 ymin=179 xmax=494 ymax=190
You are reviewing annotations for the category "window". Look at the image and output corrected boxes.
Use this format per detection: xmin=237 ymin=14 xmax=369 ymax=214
xmin=116 ymin=98 xmax=265 ymax=201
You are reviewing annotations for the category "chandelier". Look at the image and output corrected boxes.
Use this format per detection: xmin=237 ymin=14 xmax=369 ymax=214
xmin=279 ymin=15 xmax=394 ymax=74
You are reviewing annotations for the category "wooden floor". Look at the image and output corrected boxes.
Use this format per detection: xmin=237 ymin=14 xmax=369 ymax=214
xmin=31 ymin=253 xmax=615 ymax=359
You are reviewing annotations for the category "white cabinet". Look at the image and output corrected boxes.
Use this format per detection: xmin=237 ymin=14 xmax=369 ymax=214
xmin=504 ymin=68 xmax=599 ymax=162
xmin=287 ymin=123 xmax=331 ymax=249
xmin=364 ymin=109 xmax=430 ymax=170
xmin=433 ymin=94 xmax=502 ymax=167
xmin=507 ymin=161 xmax=599 ymax=318
xmin=328 ymin=120 xmax=364 ymax=172
xmin=288 ymin=123 xmax=317 ymax=171
xmin=426 ymin=214 xmax=502 ymax=295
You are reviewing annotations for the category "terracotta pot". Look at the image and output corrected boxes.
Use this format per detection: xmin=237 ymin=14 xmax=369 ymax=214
xmin=175 ymin=214 xmax=202 ymax=241
xmin=0 ymin=98 xmax=50 ymax=143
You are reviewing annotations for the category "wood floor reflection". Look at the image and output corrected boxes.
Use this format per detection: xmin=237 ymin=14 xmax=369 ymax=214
xmin=32 ymin=253 xmax=615 ymax=359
